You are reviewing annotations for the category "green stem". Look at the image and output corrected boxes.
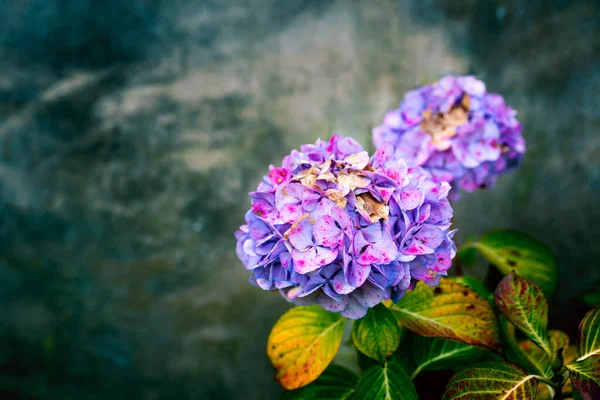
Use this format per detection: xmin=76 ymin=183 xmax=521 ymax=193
xmin=409 ymin=366 xmax=423 ymax=381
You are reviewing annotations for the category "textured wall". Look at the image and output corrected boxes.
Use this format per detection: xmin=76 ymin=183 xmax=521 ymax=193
xmin=0 ymin=1 xmax=598 ymax=398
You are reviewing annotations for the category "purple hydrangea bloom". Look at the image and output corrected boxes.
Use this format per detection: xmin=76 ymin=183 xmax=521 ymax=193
xmin=372 ymin=75 xmax=525 ymax=200
xmin=235 ymin=134 xmax=456 ymax=319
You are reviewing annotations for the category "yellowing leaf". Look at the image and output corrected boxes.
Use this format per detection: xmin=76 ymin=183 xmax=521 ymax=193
xmin=495 ymin=272 xmax=552 ymax=358
xmin=443 ymin=361 xmax=538 ymax=400
xmin=267 ymin=306 xmax=345 ymax=390
xmin=391 ymin=280 xmax=500 ymax=350
xmin=471 ymin=230 xmax=557 ymax=295
xmin=578 ymin=304 xmax=600 ymax=361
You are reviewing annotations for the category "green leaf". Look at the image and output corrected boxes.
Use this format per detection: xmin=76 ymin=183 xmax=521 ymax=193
xmin=517 ymin=330 xmax=569 ymax=378
xmin=286 ymin=365 xmax=358 ymax=400
xmin=267 ymin=305 xmax=346 ymax=390
xmin=352 ymin=304 xmax=401 ymax=364
xmin=577 ymin=304 xmax=600 ymax=361
xmin=583 ymin=289 xmax=600 ymax=308
xmin=566 ymin=355 xmax=600 ymax=399
xmin=470 ymin=230 xmax=557 ymax=295
xmin=391 ymin=280 xmax=500 ymax=350
xmin=410 ymin=336 xmax=496 ymax=379
xmin=456 ymin=236 xmax=478 ymax=269
xmin=354 ymin=359 xmax=418 ymax=400
xmin=449 ymin=275 xmax=492 ymax=300
xmin=494 ymin=272 xmax=552 ymax=358
xmin=443 ymin=361 xmax=538 ymax=400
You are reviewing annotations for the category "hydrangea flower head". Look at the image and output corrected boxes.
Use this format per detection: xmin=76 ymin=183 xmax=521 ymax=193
xmin=372 ymin=75 xmax=525 ymax=200
xmin=235 ymin=134 xmax=456 ymax=319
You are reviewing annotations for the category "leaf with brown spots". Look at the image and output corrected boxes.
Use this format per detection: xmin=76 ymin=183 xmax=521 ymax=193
xmin=578 ymin=304 xmax=600 ymax=362
xmin=443 ymin=361 xmax=538 ymax=400
xmin=469 ymin=230 xmax=557 ymax=295
xmin=495 ymin=273 xmax=553 ymax=358
xmin=267 ymin=305 xmax=346 ymax=390
xmin=390 ymin=280 xmax=500 ymax=351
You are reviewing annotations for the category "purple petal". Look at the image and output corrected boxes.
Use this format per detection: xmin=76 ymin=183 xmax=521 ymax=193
xmin=340 ymin=297 xmax=368 ymax=319
xmin=318 ymin=293 xmax=348 ymax=312
xmin=353 ymin=281 xmax=388 ymax=308
xmin=323 ymin=283 xmax=344 ymax=301
xmin=332 ymin=271 xmax=355 ymax=294
xmin=313 ymin=215 xmax=342 ymax=248
xmin=314 ymin=246 xmax=338 ymax=266
xmin=413 ymin=224 xmax=444 ymax=250
xmin=371 ymin=233 xmax=398 ymax=264
xmin=292 ymin=247 xmax=319 ymax=274
xmin=310 ymin=198 xmax=336 ymax=220
xmin=300 ymin=273 xmax=327 ymax=296
xmin=347 ymin=260 xmax=371 ymax=287
xmin=356 ymin=244 xmax=382 ymax=265
xmin=279 ymin=204 xmax=303 ymax=224
xmin=399 ymin=188 xmax=424 ymax=210
xmin=287 ymin=218 xmax=314 ymax=251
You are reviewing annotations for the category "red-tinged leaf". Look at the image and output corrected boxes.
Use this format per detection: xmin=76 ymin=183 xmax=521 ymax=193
xmin=443 ymin=361 xmax=538 ymax=400
xmin=267 ymin=305 xmax=346 ymax=390
xmin=566 ymin=355 xmax=600 ymax=399
xmin=578 ymin=305 xmax=600 ymax=362
xmin=391 ymin=280 xmax=500 ymax=351
xmin=495 ymin=272 xmax=552 ymax=357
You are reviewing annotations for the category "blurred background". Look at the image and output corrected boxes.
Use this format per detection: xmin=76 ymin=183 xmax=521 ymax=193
xmin=0 ymin=0 xmax=599 ymax=398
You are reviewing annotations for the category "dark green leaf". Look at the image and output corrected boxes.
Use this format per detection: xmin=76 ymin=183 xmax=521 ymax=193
xmin=456 ymin=236 xmax=478 ymax=269
xmin=287 ymin=365 xmax=358 ymax=400
xmin=352 ymin=304 xmax=401 ymax=364
xmin=410 ymin=336 xmax=496 ymax=379
xmin=391 ymin=280 xmax=500 ymax=350
xmin=354 ymin=359 xmax=418 ymax=400
xmin=583 ymin=290 xmax=600 ymax=308
xmin=578 ymin=304 xmax=600 ymax=362
xmin=566 ymin=355 xmax=600 ymax=399
xmin=470 ymin=230 xmax=557 ymax=295
xmin=495 ymin=272 xmax=552 ymax=357
xmin=443 ymin=361 xmax=538 ymax=400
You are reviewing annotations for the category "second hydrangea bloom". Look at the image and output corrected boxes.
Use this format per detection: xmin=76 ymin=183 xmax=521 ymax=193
xmin=236 ymin=135 xmax=455 ymax=319
xmin=372 ymin=75 xmax=525 ymax=200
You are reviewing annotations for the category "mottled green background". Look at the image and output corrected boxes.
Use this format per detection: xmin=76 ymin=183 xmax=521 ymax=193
xmin=0 ymin=0 xmax=599 ymax=399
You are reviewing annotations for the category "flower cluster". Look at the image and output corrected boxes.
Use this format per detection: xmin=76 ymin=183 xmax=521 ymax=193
xmin=235 ymin=135 xmax=455 ymax=319
xmin=372 ymin=75 xmax=525 ymax=200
